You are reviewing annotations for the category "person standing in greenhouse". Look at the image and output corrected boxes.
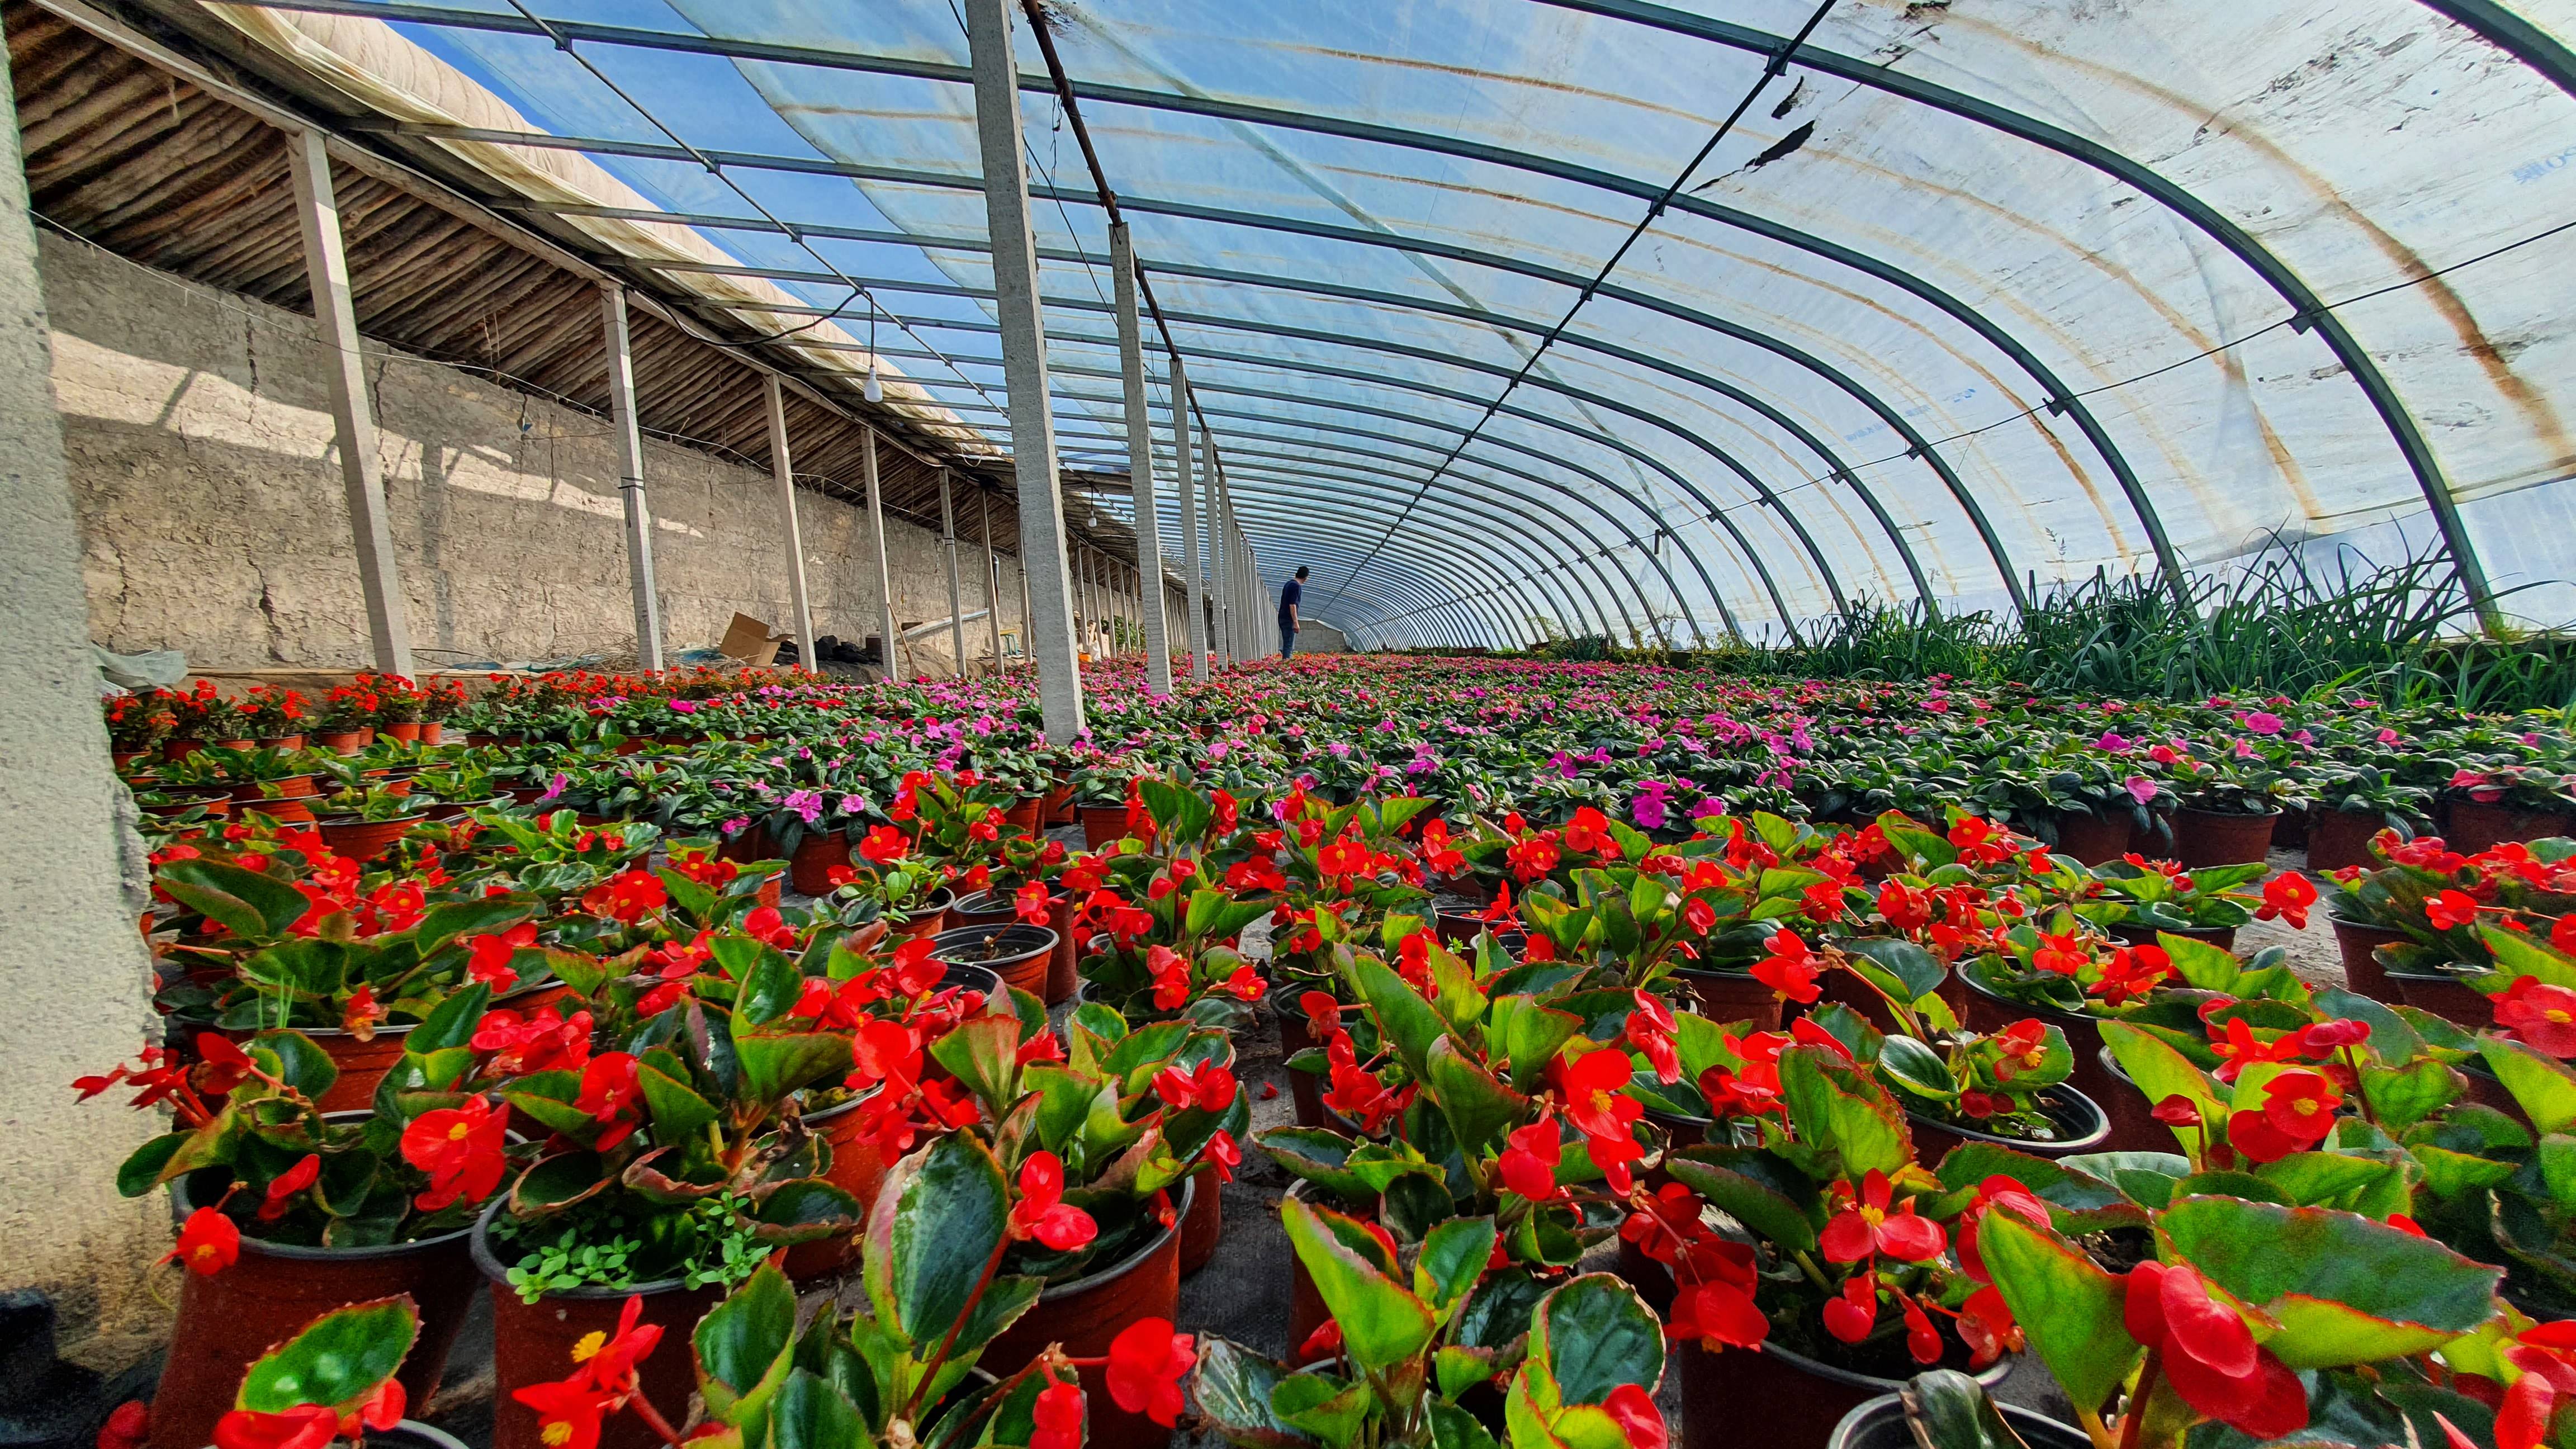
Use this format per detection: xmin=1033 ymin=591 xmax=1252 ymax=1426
xmin=1278 ymin=566 xmax=1306 ymax=657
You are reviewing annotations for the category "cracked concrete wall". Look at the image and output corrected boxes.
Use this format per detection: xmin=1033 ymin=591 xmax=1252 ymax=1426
xmin=1 ymin=84 xmax=168 ymax=1374
xmin=36 ymin=228 xmax=1031 ymax=678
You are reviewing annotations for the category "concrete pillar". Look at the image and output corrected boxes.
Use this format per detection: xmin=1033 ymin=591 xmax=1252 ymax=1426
xmin=0 ymin=39 xmax=167 ymax=1368
xmin=598 ymin=284 xmax=664 ymax=671
xmin=979 ymin=489 xmax=1003 ymax=676
xmin=938 ymin=468 xmax=967 ymax=678
xmin=1019 ymin=561 xmax=1034 ymax=671
xmin=965 ymin=0 xmax=1083 ymax=738
xmin=861 ymin=428 xmax=903 ymax=682
xmin=1173 ymin=358 xmax=1209 ymax=684
xmin=762 ymin=377 xmax=817 ymax=670
xmin=285 ymin=130 xmax=412 ymax=676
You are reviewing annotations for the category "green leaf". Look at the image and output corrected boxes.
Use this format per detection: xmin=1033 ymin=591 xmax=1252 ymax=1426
xmin=2099 ymin=1021 xmax=2225 ymax=1142
xmin=415 ymin=899 xmax=534 ymax=960
xmin=1424 ymin=1036 xmax=1527 ymax=1157
xmin=2158 ymin=1195 xmax=2503 ymax=1369
xmin=159 ymin=859 xmax=310 ymax=940
xmin=927 ymin=1015 xmax=1023 ymax=1112
xmin=235 ymin=1298 xmax=419 ymax=1413
xmin=1190 ymin=1337 xmax=1311 ymax=1447
xmin=1976 ymin=1211 xmax=2140 ymax=1414
xmin=116 ymin=1133 xmax=191 ymax=1197
xmin=732 ymin=1029 xmax=855 ymax=1111
xmin=1663 ymin=1148 xmax=1819 ymax=1254
xmin=1901 ymin=1369 xmax=2030 ymax=1449
xmin=2360 ymin=1058 xmax=2465 ymax=1132
xmin=640 ymin=1062 xmax=719 ymax=1149
xmin=694 ymin=1263 xmax=797 ymax=1422
xmin=2253 ymin=1153 xmax=2412 ymax=1218
xmin=2479 ymin=1037 xmax=2576 ymax=1134
xmin=247 ymin=1030 xmax=339 ymax=1102
xmin=728 ymin=942 xmax=804 ymax=1027
xmin=1415 ymin=1216 xmax=1498 ymax=1319
xmin=1840 ymin=937 xmax=1947 ymax=1005
xmin=1281 ymin=1195 xmax=1434 ymax=1374
xmin=1521 ymin=1274 xmax=1663 ymax=1412
xmin=863 ymin=1133 xmax=1011 ymax=1352
xmin=764 ymin=1368 xmax=867 ymax=1449
xmin=1778 ymin=1043 xmax=1911 ymax=1178
xmin=1878 ymin=1034 xmax=1959 ymax=1101
xmin=1355 ymin=958 xmax=1452 ymax=1086
xmin=1272 ymin=1372 xmax=1369 ymax=1445
xmin=1488 ymin=996 xmax=1584 ymax=1093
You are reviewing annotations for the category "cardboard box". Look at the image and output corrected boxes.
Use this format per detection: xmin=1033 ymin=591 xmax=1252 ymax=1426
xmin=718 ymin=612 xmax=786 ymax=664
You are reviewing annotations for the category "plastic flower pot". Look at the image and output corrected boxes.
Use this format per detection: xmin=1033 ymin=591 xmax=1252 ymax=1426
xmin=1280 ymin=1177 xmax=1377 ymax=1360
xmin=2171 ymin=805 xmax=2280 ymax=869
xmin=230 ymin=776 xmax=316 ymax=802
xmin=780 ymin=1089 xmax=890 ymax=1282
xmin=420 ymin=722 xmax=444 ymax=745
xmin=470 ymin=1201 xmax=727 ymax=1449
xmin=713 ymin=822 xmax=778 ymax=863
xmin=1827 ymin=1392 xmax=2086 ymax=1449
xmin=1678 ymin=1322 xmax=2011 ymax=1449
xmin=1005 ymin=794 xmax=1044 ymax=830
xmin=203 ymin=1022 xmax=415 ymax=1114
xmin=893 ymin=888 xmax=955 ymax=941
xmin=2329 ymin=916 xmax=2407 ymax=1001
xmin=1176 ymin=1040 xmax=1239 ymax=1276
xmin=978 ymin=1175 xmax=1192 ymax=1449
xmin=786 ymin=829 xmax=848 ymax=896
xmin=149 ymin=1167 xmax=479 ymax=1449
xmin=142 ymin=791 xmax=232 ymax=821
xmin=1955 ymin=973 xmax=2165 ymax=1153
xmin=1905 ymin=1082 xmax=2112 ymax=1164
xmin=927 ymin=922 xmax=1057 ymax=997
xmin=946 ymin=889 xmax=1019 ymax=927
xmin=2386 ymin=966 xmax=2496 ymax=1029
xmin=316 ymin=815 xmax=413 ymax=864
xmin=381 ymin=723 xmax=423 ymax=744
xmin=1045 ymin=891 xmax=1078 ymax=1003
xmin=1077 ymin=804 xmax=1129 ymax=850
xmin=2109 ymin=920 xmax=2237 ymax=953
xmin=316 ymin=730 xmax=368 ymax=756
xmin=1672 ymin=967 xmax=1785 ymax=1033
xmin=253 ymin=733 xmax=306 ymax=752
xmin=2307 ymin=808 xmax=2389 ymax=874
xmin=2049 ymin=809 xmax=2135 ymax=866
xmin=1044 ymin=780 xmax=1078 ymax=825
xmin=1275 ymin=1012 xmax=1327 ymax=1129
xmin=2449 ymin=799 xmax=2576 ymax=854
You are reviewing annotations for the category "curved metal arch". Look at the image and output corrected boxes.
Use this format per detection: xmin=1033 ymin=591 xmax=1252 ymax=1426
xmin=1238 ymin=501 xmax=1589 ymax=649
xmin=1531 ymin=0 xmax=2496 ymax=621
xmin=1209 ymin=460 xmax=1640 ymax=643
xmin=1234 ymin=532 xmax=1487 ymax=645
xmin=1049 ymin=383 xmax=1745 ymax=640
xmin=2419 ymin=2 xmax=2576 ymax=99
xmin=866 ymin=332 xmax=1786 ymax=637
xmin=660 ymin=259 xmax=1831 ymax=627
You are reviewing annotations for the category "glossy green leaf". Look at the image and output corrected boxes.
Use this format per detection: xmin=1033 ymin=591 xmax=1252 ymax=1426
xmin=1976 ymin=1211 xmax=2140 ymax=1414
xmin=926 ymin=1014 xmax=1022 ymax=1111
xmin=1415 ymin=1215 xmax=1498 ymax=1319
xmin=1356 ymin=958 xmax=1452 ymax=1085
xmin=1424 ymin=1036 xmax=1527 ymax=1156
xmin=1281 ymin=1195 xmax=1434 ymax=1373
xmin=694 ymin=1262 xmax=797 ymax=1422
xmin=1663 ymin=1147 xmax=1819 ymax=1254
xmin=733 ymin=1028 xmax=854 ymax=1112
xmin=1520 ymin=1274 xmax=1662 ymax=1412
xmin=1271 ymin=1371 xmax=1368 ymax=1444
xmin=2159 ymin=1195 xmax=2503 ymax=1369
xmin=862 ymin=1132 xmax=1010 ymax=1352
xmin=1190 ymin=1337 xmax=1311 ymax=1448
xmin=1778 ymin=1043 xmax=1911 ymax=1178
xmin=2480 ymin=1037 xmax=2576 ymax=1134
xmin=235 ymin=1297 xmax=418 ymax=1413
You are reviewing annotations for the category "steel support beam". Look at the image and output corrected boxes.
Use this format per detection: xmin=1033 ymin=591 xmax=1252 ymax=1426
xmin=285 ymin=129 xmax=413 ymax=676
xmin=761 ymin=376 xmax=818 ymax=671
xmin=937 ymin=467 xmax=967 ymax=677
xmin=1175 ymin=356 xmax=1209 ymax=682
xmin=860 ymin=428 xmax=903 ymax=681
xmin=597 ymin=283 xmax=664 ymax=671
xmin=964 ymin=0 xmax=1081 ymax=735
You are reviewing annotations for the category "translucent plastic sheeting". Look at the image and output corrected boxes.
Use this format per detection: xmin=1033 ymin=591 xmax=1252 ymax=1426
xmin=201 ymin=0 xmax=2576 ymax=642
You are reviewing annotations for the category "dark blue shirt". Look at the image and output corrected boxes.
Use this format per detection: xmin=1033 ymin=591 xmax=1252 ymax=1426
xmin=1277 ymin=578 xmax=1302 ymax=625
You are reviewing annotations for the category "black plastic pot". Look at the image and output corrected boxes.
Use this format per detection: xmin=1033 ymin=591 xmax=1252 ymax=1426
xmin=1907 ymin=1082 xmax=2113 ymax=1163
xmin=1827 ymin=1392 xmax=2087 ymax=1449
xmin=927 ymin=923 xmax=1057 ymax=997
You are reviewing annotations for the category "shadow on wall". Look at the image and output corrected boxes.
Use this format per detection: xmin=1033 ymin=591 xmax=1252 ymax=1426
xmin=39 ymin=229 xmax=1005 ymax=669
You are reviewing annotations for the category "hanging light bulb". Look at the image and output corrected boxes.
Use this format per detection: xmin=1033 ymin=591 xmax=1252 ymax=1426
xmin=862 ymin=298 xmax=884 ymax=402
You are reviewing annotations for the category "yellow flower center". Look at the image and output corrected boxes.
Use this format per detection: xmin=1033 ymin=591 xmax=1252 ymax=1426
xmin=541 ymin=1423 xmax=574 ymax=1447
xmin=2291 ymin=1098 xmax=2320 ymax=1117
xmin=448 ymin=1120 xmax=475 ymax=1140
xmin=571 ymin=1330 xmax=606 ymax=1363
xmin=2548 ymin=1009 xmax=2573 ymax=1025
xmin=1860 ymin=1206 xmax=1886 ymax=1228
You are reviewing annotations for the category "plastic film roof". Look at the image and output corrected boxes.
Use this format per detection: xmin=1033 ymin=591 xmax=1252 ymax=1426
xmin=201 ymin=0 xmax=2576 ymax=648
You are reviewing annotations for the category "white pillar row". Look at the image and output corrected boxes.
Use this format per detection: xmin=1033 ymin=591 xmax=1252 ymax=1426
xmin=598 ymin=283 xmax=664 ymax=672
xmin=762 ymin=377 xmax=817 ymax=671
xmin=285 ymin=130 xmax=412 ymax=676
xmin=1210 ymin=451 xmax=1235 ymax=667
xmin=979 ymin=489 xmax=1003 ymax=676
xmin=938 ymin=468 xmax=967 ymax=678
xmin=860 ymin=428 xmax=903 ymax=683
xmin=965 ymin=0 xmax=1083 ymax=737
xmin=1174 ymin=359 xmax=1210 ymax=684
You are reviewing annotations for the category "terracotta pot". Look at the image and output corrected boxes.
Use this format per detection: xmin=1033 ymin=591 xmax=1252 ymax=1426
xmin=893 ymin=891 xmax=955 ymax=942
xmin=2390 ymin=968 xmax=2496 ymax=1029
xmin=1956 ymin=972 xmax=2164 ymax=1153
xmin=149 ymin=1172 xmax=479 ymax=1449
xmin=1281 ymin=1178 xmax=1373 ymax=1361
xmin=318 ymin=816 xmax=414 ymax=863
xmin=2450 ymin=799 xmax=2576 ymax=855
xmin=1679 ymin=1327 xmax=2011 ymax=1449
xmin=1906 ymin=1083 xmax=2112 ymax=1165
xmin=1044 ymin=782 xmax=1079 ymax=826
xmin=206 ymin=1022 xmax=414 ymax=1112
xmin=381 ymin=722 xmax=423 ymax=744
xmin=781 ymin=1091 xmax=890 ymax=1281
xmin=112 ymin=749 xmax=144 ymax=769
xmin=2109 ymin=920 xmax=2238 ymax=954
xmin=2331 ymin=916 xmax=2408 ymax=1001
xmin=1045 ymin=892 xmax=1079 ymax=1004
xmin=928 ymin=923 xmax=1057 ymax=997
xmin=162 ymin=737 xmax=206 ymax=763
xmin=1673 ymin=967 xmax=1784 ymax=1033
xmin=420 ymin=722 xmax=445 ymax=745
xmin=1830 ymin=1393 xmax=2086 ymax=1449
xmin=1005 ymin=795 xmax=1045 ymax=830
xmin=239 ymin=795 xmax=317 ymax=825
xmin=472 ymin=1206 xmax=724 ymax=1449
xmin=255 ymin=734 xmax=306 ymax=752
xmin=142 ymin=791 xmax=233 ymax=821
xmin=788 ymin=830 xmax=849 ymax=896
xmin=1079 ymin=804 xmax=1129 ymax=850
xmin=1278 ymin=1013 xmax=1325 ymax=1129
xmin=2308 ymin=808 xmax=2391 ymax=874
xmin=2051 ymin=809 xmax=2135 ymax=866
xmin=318 ymin=730 xmax=368 ymax=756
xmin=613 ymin=738 xmax=648 ymax=756
xmin=2171 ymin=805 xmax=2279 ymax=869
xmin=1179 ymin=1161 xmax=1224 ymax=1276
xmin=714 ymin=822 xmax=780 ymax=863
xmin=981 ymin=1178 xmax=1191 ymax=1449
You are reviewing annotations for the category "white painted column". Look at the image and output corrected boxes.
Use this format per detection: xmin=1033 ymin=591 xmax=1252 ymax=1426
xmin=861 ymin=427 xmax=903 ymax=682
xmin=980 ymin=489 xmax=1003 ymax=675
xmin=763 ymin=376 xmax=817 ymax=670
xmin=938 ymin=467 xmax=967 ymax=678
xmin=598 ymin=283 xmax=664 ymax=671
xmin=286 ymin=131 xmax=413 ymax=675
xmin=965 ymin=0 xmax=1083 ymax=738
xmin=1209 ymin=438 xmax=1235 ymax=667
xmin=1173 ymin=357 xmax=1209 ymax=683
